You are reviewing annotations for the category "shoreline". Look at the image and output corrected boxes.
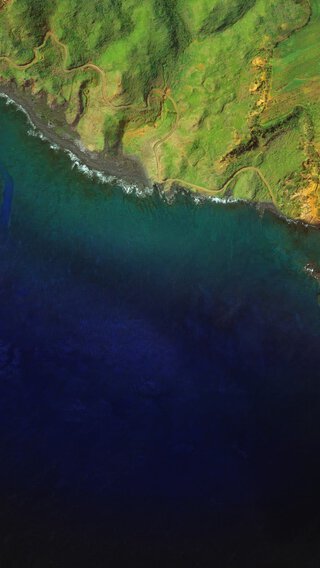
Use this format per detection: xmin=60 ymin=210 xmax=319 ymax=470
xmin=0 ymin=82 xmax=152 ymax=191
xmin=0 ymin=83 xmax=319 ymax=231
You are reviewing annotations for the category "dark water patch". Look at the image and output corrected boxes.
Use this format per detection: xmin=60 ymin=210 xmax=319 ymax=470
xmin=0 ymin=161 xmax=13 ymax=237
xmin=0 ymin=98 xmax=320 ymax=566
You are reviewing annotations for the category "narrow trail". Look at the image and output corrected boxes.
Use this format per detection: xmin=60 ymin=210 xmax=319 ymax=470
xmin=0 ymin=27 xmax=277 ymax=206
xmin=0 ymin=29 xmax=180 ymax=169
xmin=152 ymin=91 xmax=179 ymax=180
xmin=156 ymin=1 xmax=312 ymax=199
xmin=0 ymin=31 xmax=113 ymax=103
xmin=164 ymin=166 xmax=276 ymax=206
xmin=0 ymin=30 xmax=173 ymax=115
xmin=0 ymin=30 xmax=149 ymax=114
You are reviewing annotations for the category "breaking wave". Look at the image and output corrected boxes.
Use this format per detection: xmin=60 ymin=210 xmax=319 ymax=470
xmin=0 ymin=91 xmax=154 ymax=198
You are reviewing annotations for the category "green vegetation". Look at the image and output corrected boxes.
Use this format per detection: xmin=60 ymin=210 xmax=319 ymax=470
xmin=200 ymin=0 xmax=256 ymax=35
xmin=0 ymin=0 xmax=319 ymax=223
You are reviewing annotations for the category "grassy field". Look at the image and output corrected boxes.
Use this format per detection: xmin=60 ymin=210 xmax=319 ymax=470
xmin=0 ymin=0 xmax=319 ymax=222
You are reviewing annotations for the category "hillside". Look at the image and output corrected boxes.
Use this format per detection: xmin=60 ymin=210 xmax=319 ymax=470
xmin=0 ymin=0 xmax=319 ymax=223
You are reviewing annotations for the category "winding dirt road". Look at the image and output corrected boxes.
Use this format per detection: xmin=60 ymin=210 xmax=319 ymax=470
xmin=0 ymin=29 xmax=276 ymax=204
xmin=164 ymin=166 xmax=276 ymax=205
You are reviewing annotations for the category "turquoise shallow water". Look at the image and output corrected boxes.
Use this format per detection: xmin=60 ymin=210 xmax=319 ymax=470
xmin=1 ymin=97 xmax=320 ymax=566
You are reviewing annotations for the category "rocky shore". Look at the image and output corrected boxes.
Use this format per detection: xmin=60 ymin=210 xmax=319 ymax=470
xmin=0 ymin=82 xmax=151 ymax=190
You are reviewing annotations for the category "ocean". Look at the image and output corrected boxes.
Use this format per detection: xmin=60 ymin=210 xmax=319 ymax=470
xmin=1 ymin=97 xmax=320 ymax=567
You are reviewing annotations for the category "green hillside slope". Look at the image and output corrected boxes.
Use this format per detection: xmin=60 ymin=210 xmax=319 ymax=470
xmin=0 ymin=0 xmax=319 ymax=223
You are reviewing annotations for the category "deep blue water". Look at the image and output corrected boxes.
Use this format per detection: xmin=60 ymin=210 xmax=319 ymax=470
xmin=0 ymin=160 xmax=13 ymax=236
xmin=1 ymin=98 xmax=320 ymax=566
